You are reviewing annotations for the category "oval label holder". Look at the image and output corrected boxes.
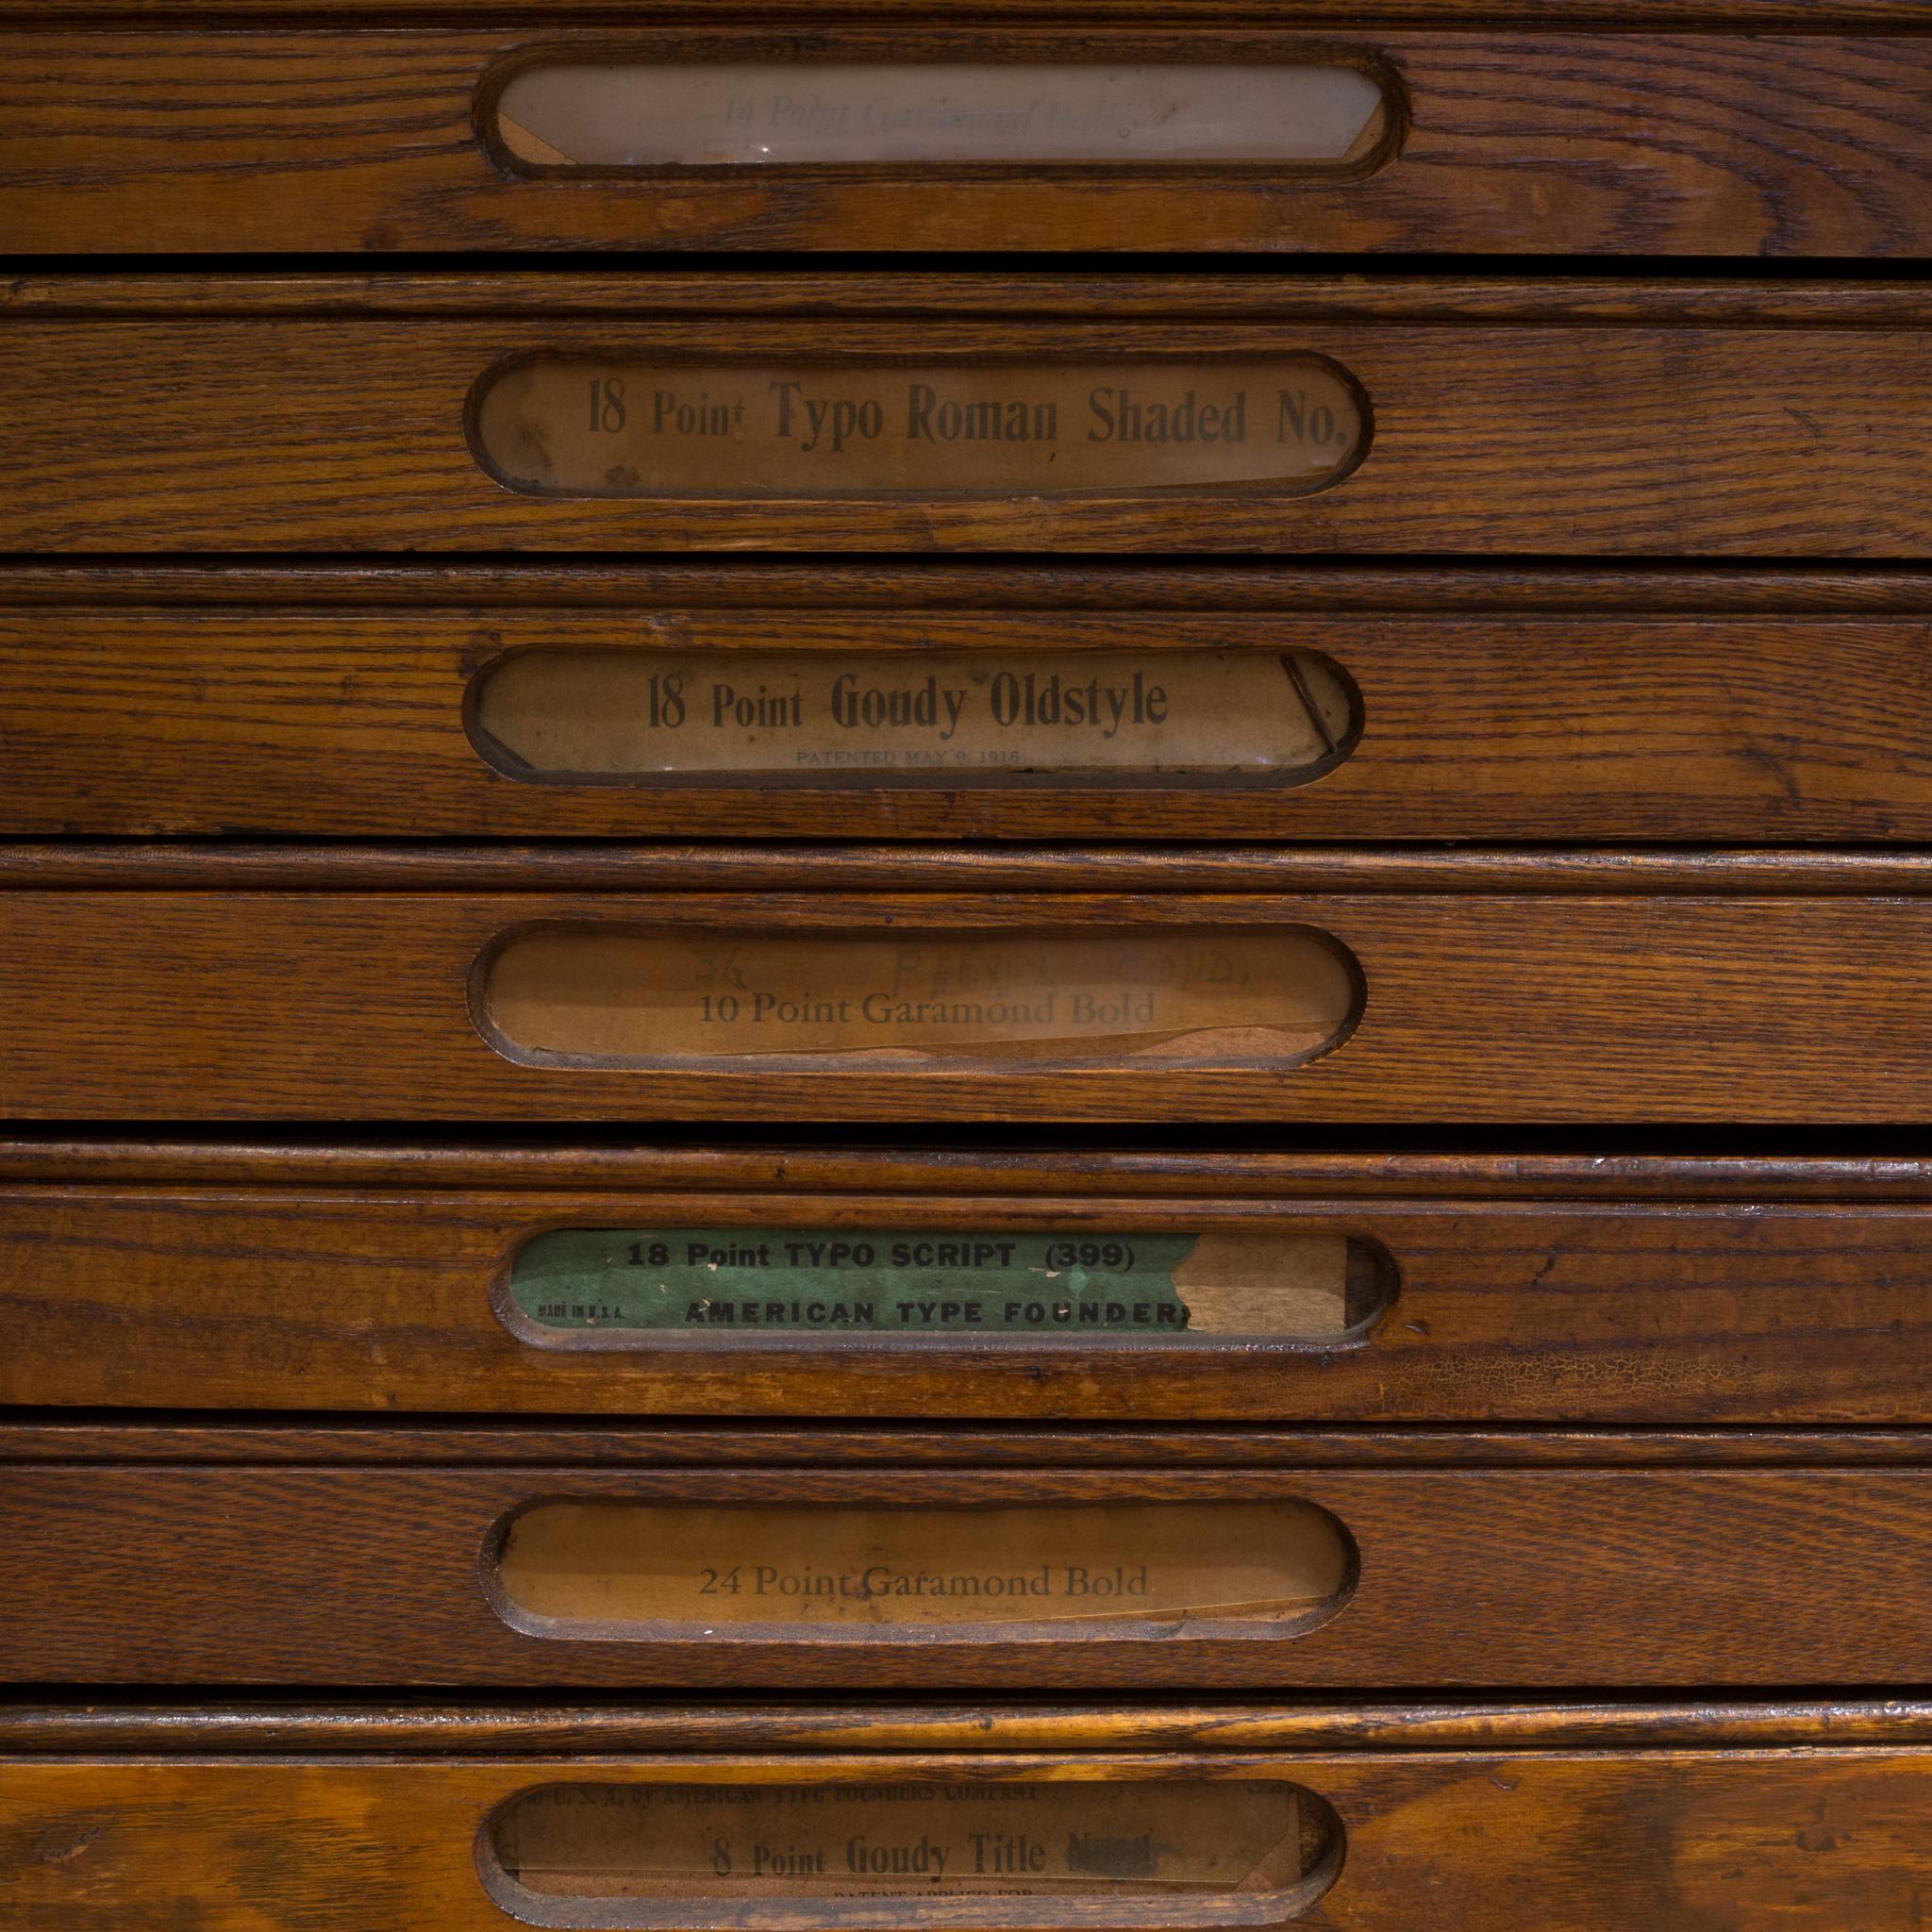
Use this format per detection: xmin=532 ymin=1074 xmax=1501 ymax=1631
xmin=490 ymin=59 xmax=1391 ymax=171
xmin=469 ymin=646 xmax=1360 ymax=789
xmin=480 ymin=1776 xmax=1345 ymax=1929
xmin=471 ymin=358 xmax=1368 ymax=501
xmin=476 ymin=928 xmax=1362 ymax=1070
xmin=505 ymin=1227 xmax=1395 ymax=1345
xmin=491 ymin=1498 xmax=1355 ymax=1639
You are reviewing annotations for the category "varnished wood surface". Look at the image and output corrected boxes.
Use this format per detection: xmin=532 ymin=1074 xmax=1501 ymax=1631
xmin=8 ymin=876 xmax=1932 ymax=1119
xmin=8 ymin=559 xmax=1932 ymax=608
xmin=10 ymin=563 xmax=1932 ymax=840
xmin=8 ymin=1424 xmax=1929 ymax=1466
xmin=8 ymin=1454 xmax=1932 ymax=1686
xmin=26 ymin=0 xmax=1932 ymax=21
xmin=8 ymin=1745 xmax=1932 ymax=1930
xmin=12 ymin=275 xmax=1932 ymax=321
xmin=9 ymin=1171 xmax=1932 ymax=1421
xmin=8 ymin=27 xmax=1932 ymax=255
xmin=8 ymin=276 xmax=1932 ymax=555
xmin=0 ymin=1135 xmax=1928 ymax=1199
xmin=20 ymin=843 xmax=1932 ymax=894
xmin=7 ymin=1746 xmax=1932 ymax=1930
xmin=8 ymin=1698 xmax=1930 ymax=1754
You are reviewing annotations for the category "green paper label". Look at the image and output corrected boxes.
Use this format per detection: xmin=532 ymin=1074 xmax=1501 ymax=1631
xmin=511 ymin=1227 xmax=1207 ymax=1335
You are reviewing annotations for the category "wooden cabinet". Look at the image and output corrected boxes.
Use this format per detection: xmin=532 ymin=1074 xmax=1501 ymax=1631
xmin=7 ymin=12 xmax=1931 ymax=1923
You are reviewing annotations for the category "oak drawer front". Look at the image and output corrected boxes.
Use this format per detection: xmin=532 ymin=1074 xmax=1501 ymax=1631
xmin=8 ymin=25 xmax=1932 ymax=258
xmin=5 ymin=868 xmax=1932 ymax=1122
xmin=7 ymin=276 xmax=1930 ymax=558
xmin=9 ymin=1143 xmax=1932 ymax=1423
xmin=7 ymin=1720 xmax=1932 ymax=1932
xmin=7 ymin=1449 xmax=1932 ymax=1687
xmin=16 ymin=564 xmax=1932 ymax=842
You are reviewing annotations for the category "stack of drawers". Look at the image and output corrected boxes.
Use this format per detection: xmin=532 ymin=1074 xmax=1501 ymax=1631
xmin=8 ymin=5 xmax=1932 ymax=1927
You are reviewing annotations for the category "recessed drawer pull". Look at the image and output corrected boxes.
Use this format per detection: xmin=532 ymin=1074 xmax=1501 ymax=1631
xmin=17 ymin=277 xmax=1932 ymax=555
xmin=16 ymin=1721 xmax=1932 ymax=1926
xmin=490 ymin=1498 xmax=1357 ymax=1644
xmin=479 ymin=1775 xmax=1345 ymax=1931
xmin=502 ymin=1225 xmax=1397 ymax=1349
xmin=476 ymin=926 xmax=1363 ymax=1073
xmin=9 ymin=28 xmax=1932 ymax=256
xmin=470 ymin=356 xmax=1370 ymax=504
xmin=467 ymin=645 xmax=1362 ymax=791
xmin=488 ymin=58 xmax=1393 ymax=173
xmin=9 ymin=1454 xmax=1932 ymax=1686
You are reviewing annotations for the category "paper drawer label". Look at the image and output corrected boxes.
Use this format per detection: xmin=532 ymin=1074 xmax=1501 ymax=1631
xmin=483 ymin=1777 xmax=1342 ymax=1921
xmin=507 ymin=1226 xmax=1386 ymax=1341
xmin=491 ymin=59 xmax=1391 ymax=169
xmin=492 ymin=1498 xmax=1354 ymax=1632
xmin=469 ymin=646 xmax=1359 ymax=785
xmin=478 ymin=928 xmax=1361 ymax=1067
xmin=472 ymin=358 xmax=1367 ymax=499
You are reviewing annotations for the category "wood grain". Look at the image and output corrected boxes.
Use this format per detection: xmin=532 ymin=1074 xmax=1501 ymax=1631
xmin=6 ymin=27 xmax=1932 ymax=255
xmin=8 ymin=1746 xmax=1932 ymax=1931
xmin=9 ymin=1162 xmax=1932 ymax=1421
xmin=25 ymin=0 xmax=1932 ymax=21
xmin=18 ymin=842 xmax=1932 ymax=894
xmin=8 ymin=1698 xmax=1930 ymax=1754
xmin=0 ymin=1133 xmax=1925 ymax=1198
xmin=11 ymin=275 xmax=1930 ymax=321
xmin=6 ymin=878 xmax=1932 ymax=1119
xmin=10 ymin=564 xmax=1932 ymax=839
xmin=6 ymin=277 xmax=1932 ymax=554
xmin=8 ymin=1422 xmax=1924 ymax=1460
xmin=7 ymin=1423 xmax=1925 ymax=1468
xmin=5 ymin=1457 xmax=1932 ymax=1688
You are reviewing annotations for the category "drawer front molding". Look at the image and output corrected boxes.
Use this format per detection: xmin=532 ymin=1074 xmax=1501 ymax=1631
xmin=6 ymin=1451 xmax=1932 ymax=1687
xmin=6 ymin=26 xmax=1932 ymax=256
xmin=6 ymin=1716 xmax=1932 ymax=1928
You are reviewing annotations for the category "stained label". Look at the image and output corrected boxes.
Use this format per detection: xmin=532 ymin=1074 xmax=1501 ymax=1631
xmin=508 ymin=1227 xmax=1380 ymax=1340
xmin=469 ymin=647 xmax=1358 ymax=785
xmin=473 ymin=358 xmax=1366 ymax=499
xmin=484 ymin=1778 xmax=1340 ymax=1917
xmin=479 ymin=929 xmax=1360 ymax=1067
xmin=493 ymin=1498 xmax=1354 ymax=1631
xmin=491 ymin=60 xmax=1390 ymax=168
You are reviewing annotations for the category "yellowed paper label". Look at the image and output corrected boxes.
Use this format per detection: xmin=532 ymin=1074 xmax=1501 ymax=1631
xmin=474 ymin=358 xmax=1366 ymax=499
xmin=487 ymin=1779 xmax=1332 ymax=1907
xmin=470 ymin=647 xmax=1357 ymax=783
xmin=494 ymin=1498 xmax=1352 ymax=1630
xmin=480 ymin=929 xmax=1358 ymax=1067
